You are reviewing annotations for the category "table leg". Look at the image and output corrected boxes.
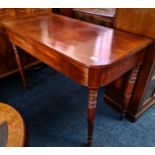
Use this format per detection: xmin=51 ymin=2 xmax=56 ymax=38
xmin=120 ymin=64 xmax=141 ymax=119
xmin=87 ymin=88 xmax=98 ymax=146
xmin=12 ymin=43 xmax=28 ymax=90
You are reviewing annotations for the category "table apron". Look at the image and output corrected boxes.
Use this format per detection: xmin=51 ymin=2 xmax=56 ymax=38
xmin=7 ymin=30 xmax=89 ymax=86
xmin=88 ymin=49 xmax=146 ymax=88
xmin=6 ymin=30 xmax=146 ymax=89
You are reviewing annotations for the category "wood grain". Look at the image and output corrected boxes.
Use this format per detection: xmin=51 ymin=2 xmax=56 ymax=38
xmin=115 ymin=8 xmax=155 ymax=39
xmin=0 ymin=102 xmax=25 ymax=147
xmin=3 ymin=13 xmax=152 ymax=145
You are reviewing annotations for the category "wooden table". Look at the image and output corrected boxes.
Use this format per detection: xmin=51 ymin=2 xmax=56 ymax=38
xmin=3 ymin=14 xmax=152 ymax=146
xmin=0 ymin=102 xmax=25 ymax=146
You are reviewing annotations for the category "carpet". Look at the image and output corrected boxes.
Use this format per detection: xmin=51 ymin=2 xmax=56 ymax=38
xmin=0 ymin=66 xmax=155 ymax=146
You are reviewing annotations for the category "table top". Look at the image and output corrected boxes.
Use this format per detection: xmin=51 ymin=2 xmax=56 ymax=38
xmin=3 ymin=13 xmax=152 ymax=68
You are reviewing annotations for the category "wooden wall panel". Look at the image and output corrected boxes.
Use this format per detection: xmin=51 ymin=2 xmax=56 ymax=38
xmin=115 ymin=8 xmax=155 ymax=39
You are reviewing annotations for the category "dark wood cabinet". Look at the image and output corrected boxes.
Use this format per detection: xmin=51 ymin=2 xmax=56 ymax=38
xmin=53 ymin=8 xmax=115 ymax=28
xmin=0 ymin=8 xmax=52 ymax=79
xmin=104 ymin=9 xmax=155 ymax=121
xmin=127 ymin=47 xmax=155 ymax=120
xmin=52 ymin=8 xmax=73 ymax=17
xmin=73 ymin=8 xmax=115 ymax=27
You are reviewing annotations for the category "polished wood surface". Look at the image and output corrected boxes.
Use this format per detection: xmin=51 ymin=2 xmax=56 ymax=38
xmin=0 ymin=102 xmax=25 ymax=146
xmin=3 ymin=13 xmax=152 ymax=145
xmin=0 ymin=8 xmax=51 ymax=79
xmin=3 ymin=14 xmax=152 ymax=86
xmin=3 ymin=14 xmax=151 ymax=68
xmin=87 ymin=88 xmax=98 ymax=145
xmin=105 ymin=8 xmax=155 ymax=121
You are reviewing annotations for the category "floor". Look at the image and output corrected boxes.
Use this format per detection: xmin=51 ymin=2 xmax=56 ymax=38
xmin=0 ymin=66 xmax=155 ymax=146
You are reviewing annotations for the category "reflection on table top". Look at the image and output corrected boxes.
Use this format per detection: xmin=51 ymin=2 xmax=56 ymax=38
xmin=3 ymin=13 xmax=152 ymax=68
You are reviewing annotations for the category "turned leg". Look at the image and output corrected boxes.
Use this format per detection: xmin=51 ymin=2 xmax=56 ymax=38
xmin=12 ymin=43 xmax=28 ymax=90
xmin=120 ymin=64 xmax=141 ymax=119
xmin=87 ymin=88 xmax=98 ymax=146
